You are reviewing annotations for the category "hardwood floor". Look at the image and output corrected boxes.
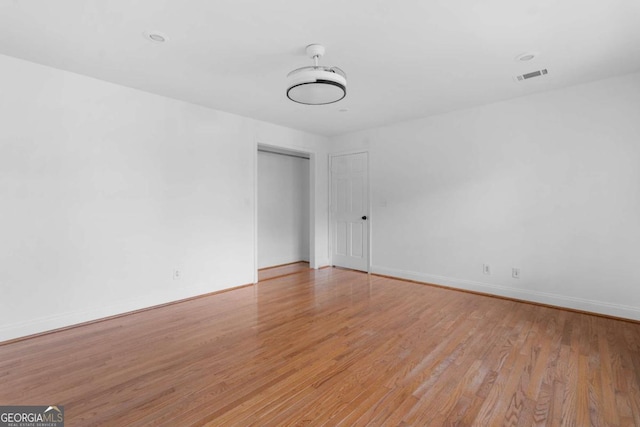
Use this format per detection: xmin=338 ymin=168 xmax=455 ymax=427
xmin=258 ymin=261 xmax=310 ymax=282
xmin=1 ymin=268 xmax=639 ymax=426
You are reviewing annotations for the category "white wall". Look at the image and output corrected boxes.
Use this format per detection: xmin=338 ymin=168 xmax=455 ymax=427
xmin=0 ymin=53 xmax=329 ymax=341
xmin=258 ymin=151 xmax=310 ymax=268
xmin=330 ymin=72 xmax=640 ymax=320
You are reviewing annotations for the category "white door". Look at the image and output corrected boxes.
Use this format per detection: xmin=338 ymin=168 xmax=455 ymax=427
xmin=331 ymin=152 xmax=369 ymax=271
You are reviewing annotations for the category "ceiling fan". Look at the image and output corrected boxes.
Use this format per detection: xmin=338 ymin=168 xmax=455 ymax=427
xmin=286 ymin=44 xmax=347 ymax=105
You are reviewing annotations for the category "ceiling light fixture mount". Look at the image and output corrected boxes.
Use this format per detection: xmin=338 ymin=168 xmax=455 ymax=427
xmin=286 ymin=44 xmax=347 ymax=105
xmin=143 ymin=31 xmax=168 ymax=43
xmin=515 ymin=51 xmax=538 ymax=62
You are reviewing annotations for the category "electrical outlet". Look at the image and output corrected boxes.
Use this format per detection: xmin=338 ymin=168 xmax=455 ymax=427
xmin=512 ymin=268 xmax=520 ymax=279
xmin=483 ymin=264 xmax=491 ymax=275
xmin=173 ymin=269 xmax=181 ymax=280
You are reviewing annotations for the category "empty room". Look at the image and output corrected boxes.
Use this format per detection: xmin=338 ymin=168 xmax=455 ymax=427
xmin=1 ymin=1 xmax=640 ymax=426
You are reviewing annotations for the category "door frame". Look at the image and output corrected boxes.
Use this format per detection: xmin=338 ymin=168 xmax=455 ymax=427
xmin=254 ymin=141 xmax=317 ymax=283
xmin=329 ymin=149 xmax=371 ymax=273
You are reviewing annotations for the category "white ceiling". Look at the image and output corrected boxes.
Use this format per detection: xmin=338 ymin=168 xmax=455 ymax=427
xmin=1 ymin=0 xmax=639 ymax=136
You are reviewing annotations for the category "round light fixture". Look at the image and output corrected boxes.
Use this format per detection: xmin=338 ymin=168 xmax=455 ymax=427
xmin=287 ymin=44 xmax=346 ymax=105
xmin=143 ymin=31 xmax=168 ymax=43
xmin=515 ymin=52 xmax=538 ymax=62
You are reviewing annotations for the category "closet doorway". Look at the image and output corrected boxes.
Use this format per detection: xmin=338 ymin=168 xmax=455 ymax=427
xmin=256 ymin=145 xmax=311 ymax=281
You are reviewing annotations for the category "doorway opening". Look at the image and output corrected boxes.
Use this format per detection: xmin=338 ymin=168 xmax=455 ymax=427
xmin=256 ymin=144 xmax=314 ymax=282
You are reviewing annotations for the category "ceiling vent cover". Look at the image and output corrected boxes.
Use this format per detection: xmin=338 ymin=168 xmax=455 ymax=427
xmin=515 ymin=69 xmax=548 ymax=82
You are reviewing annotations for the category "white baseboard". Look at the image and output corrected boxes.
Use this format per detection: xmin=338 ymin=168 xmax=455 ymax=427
xmin=4 ymin=266 xmax=637 ymax=343
xmin=313 ymin=257 xmax=331 ymax=269
xmin=0 ymin=282 xmax=240 ymax=343
xmin=371 ymin=265 xmax=640 ymax=321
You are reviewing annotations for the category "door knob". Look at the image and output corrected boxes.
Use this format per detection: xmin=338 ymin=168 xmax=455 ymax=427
xmin=362 ymin=216 xmax=367 ymax=220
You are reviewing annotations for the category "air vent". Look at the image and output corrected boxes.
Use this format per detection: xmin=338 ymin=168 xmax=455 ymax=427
xmin=515 ymin=68 xmax=548 ymax=82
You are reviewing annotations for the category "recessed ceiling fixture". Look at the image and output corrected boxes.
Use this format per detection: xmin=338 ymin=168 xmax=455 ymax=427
xmin=143 ymin=31 xmax=168 ymax=43
xmin=287 ymin=44 xmax=346 ymax=105
xmin=515 ymin=52 xmax=538 ymax=62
